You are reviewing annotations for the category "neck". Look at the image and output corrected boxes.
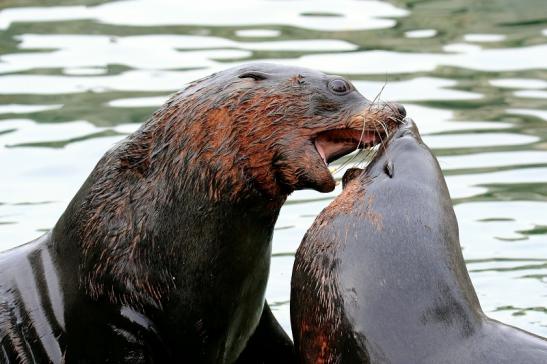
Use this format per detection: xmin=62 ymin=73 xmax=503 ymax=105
xmin=338 ymin=181 xmax=483 ymax=359
xmin=51 ymin=129 xmax=285 ymax=309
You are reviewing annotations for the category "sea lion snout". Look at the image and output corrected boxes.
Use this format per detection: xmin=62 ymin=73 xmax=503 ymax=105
xmin=395 ymin=103 xmax=406 ymax=118
xmin=394 ymin=118 xmax=420 ymax=140
xmin=340 ymin=118 xmax=415 ymax=188
xmin=387 ymin=102 xmax=407 ymax=121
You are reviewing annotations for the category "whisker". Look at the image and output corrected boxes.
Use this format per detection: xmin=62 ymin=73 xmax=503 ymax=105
xmin=331 ymin=76 xmax=393 ymax=180
xmin=332 ymin=112 xmax=368 ymax=175
xmin=331 ymin=147 xmax=363 ymax=176
xmin=371 ymin=77 xmax=387 ymax=106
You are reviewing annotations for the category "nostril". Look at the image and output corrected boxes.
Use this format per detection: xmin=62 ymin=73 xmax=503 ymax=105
xmin=387 ymin=102 xmax=406 ymax=121
xmin=395 ymin=103 xmax=406 ymax=119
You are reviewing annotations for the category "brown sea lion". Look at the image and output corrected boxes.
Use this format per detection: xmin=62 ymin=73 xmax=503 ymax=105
xmin=0 ymin=63 xmax=405 ymax=363
xmin=291 ymin=119 xmax=547 ymax=363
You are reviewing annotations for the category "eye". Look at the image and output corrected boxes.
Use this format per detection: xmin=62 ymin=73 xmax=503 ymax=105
xmin=328 ymin=78 xmax=351 ymax=95
xmin=239 ymin=71 xmax=269 ymax=81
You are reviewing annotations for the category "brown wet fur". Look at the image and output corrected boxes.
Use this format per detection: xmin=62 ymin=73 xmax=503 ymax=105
xmin=77 ymin=65 xmax=402 ymax=306
xmin=292 ymin=174 xmax=380 ymax=364
xmin=0 ymin=63 xmax=406 ymax=363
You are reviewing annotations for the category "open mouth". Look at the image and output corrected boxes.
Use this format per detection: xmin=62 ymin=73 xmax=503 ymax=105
xmin=313 ymin=128 xmax=385 ymax=166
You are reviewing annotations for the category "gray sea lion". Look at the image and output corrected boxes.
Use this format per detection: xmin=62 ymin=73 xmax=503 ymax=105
xmin=291 ymin=119 xmax=547 ymax=363
xmin=0 ymin=63 xmax=405 ymax=363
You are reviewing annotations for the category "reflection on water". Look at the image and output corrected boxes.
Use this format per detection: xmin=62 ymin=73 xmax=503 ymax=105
xmin=0 ymin=0 xmax=545 ymax=336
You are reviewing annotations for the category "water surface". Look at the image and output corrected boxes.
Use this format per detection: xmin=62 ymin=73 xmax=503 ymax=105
xmin=0 ymin=0 xmax=545 ymax=336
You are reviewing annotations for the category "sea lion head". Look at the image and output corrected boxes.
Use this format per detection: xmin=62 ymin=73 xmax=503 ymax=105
xmin=157 ymin=63 xmax=406 ymax=200
xmin=71 ymin=64 xmax=406 ymax=305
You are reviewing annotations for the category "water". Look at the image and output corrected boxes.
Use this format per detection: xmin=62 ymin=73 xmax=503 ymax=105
xmin=0 ymin=0 xmax=545 ymax=337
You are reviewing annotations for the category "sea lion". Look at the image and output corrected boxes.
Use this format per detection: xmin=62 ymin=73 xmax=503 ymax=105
xmin=291 ymin=119 xmax=547 ymax=363
xmin=0 ymin=63 xmax=405 ymax=363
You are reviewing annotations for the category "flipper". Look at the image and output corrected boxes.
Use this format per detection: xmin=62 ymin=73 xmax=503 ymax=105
xmin=235 ymin=302 xmax=295 ymax=364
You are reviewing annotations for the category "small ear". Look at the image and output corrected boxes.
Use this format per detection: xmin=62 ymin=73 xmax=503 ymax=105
xmin=239 ymin=71 xmax=269 ymax=81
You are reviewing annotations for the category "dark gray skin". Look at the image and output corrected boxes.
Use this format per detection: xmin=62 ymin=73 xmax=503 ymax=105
xmin=291 ymin=119 xmax=547 ymax=363
xmin=0 ymin=63 xmax=405 ymax=363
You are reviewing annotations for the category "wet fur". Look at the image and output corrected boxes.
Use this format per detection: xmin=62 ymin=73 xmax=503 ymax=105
xmin=0 ymin=63 xmax=403 ymax=363
xmin=77 ymin=65 xmax=399 ymax=307
xmin=291 ymin=120 xmax=547 ymax=364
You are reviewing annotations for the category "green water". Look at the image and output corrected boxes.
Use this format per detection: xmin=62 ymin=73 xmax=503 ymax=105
xmin=0 ymin=0 xmax=545 ymax=337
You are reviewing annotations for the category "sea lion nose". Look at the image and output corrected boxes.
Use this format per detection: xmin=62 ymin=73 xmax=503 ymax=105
xmin=391 ymin=102 xmax=406 ymax=120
